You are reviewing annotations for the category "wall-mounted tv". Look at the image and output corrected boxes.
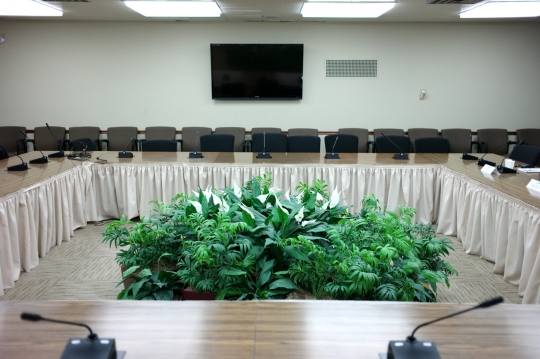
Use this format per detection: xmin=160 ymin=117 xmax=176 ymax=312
xmin=210 ymin=44 xmax=304 ymax=100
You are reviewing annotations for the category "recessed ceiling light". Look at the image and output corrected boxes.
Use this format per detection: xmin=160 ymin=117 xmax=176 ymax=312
xmin=460 ymin=2 xmax=540 ymax=18
xmin=124 ymin=1 xmax=222 ymax=18
xmin=301 ymin=2 xmax=395 ymax=18
xmin=0 ymin=0 xmax=62 ymax=17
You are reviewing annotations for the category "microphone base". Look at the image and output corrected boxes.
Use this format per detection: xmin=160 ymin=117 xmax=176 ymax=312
xmin=7 ymin=163 xmax=29 ymax=171
xmin=189 ymin=152 xmax=204 ymax=159
xmin=256 ymin=152 xmax=272 ymax=159
xmin=324 ymin=153 xmax=340 ymax=159
xmin=461 ymin=153 xmax=478 ymax=160
xmin=49 ymin=151 xmax=65 ymax=158
xmin=497 ymin=165 xmax=517 ymax=174
xmin=29 ymin=156 xmax=48 ymax=164
xmin=118 ymin=151 xmax=133 ymax=158
xmin=393 ymin=153 xmax=409 ymax=160
xmin=387 ymin=340 xmax=441 ymax=359
xmin=477 ymin=158 xmax=496 ymax=167
xmin=61 ymin=337 xmax=117 ymax=359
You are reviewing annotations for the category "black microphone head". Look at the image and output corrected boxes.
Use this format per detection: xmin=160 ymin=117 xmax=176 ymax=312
xmin=46 ymin=123 xmax=50 ymax=129
xmin=21 ymin=312 xmax=42 ymax=321
xmin=478 ymin=296 xmax=504 ymax=308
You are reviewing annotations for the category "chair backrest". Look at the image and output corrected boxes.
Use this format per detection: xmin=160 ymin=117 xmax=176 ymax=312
xmin=106 ymin=127 xmax=138 ymax=151
xmin=145 ymin=127 xmax=176 ymax=141
xmin=373 ymin=128 xmax=404 ymax=139
xmin=509 ymin=145 xmax=540 ymax=166
xmin=324 ymin=134 xmax=359 ymax=153
xmin=441 ymin=128 xmax=473 ymax=153
xmin=476 ymin=128 xmax=509 ymax=155
xmin=34 ymin=126 xmax=66 ymax=151
xmin=69 ymin=127 xmax=101 ymax=143
xmin=375 ymin=136 xmax=411 ymax=153
xmin=200 ymin=134 xmax=235 ymax=152
xmin=252 ymin=133 xmax=287 ymax=153
xmin=0 ymin=144 xmax=8 ymax=160
xmin=287 ymin=128 xmax=318 ymax=137
xmin=251 ymin=127 xmax=281 ymax=134
xmin=141 ymin=140 xmax=178 ymax=152
xmin=181 ymin=127 xmax=212 ymax=152
xmin=516 ymin=128 xmax=540 ymax=147
xmin=338 ymin=128 xmax=369 ymax=152
xmin=70 ymin=138 xmax=97 ymax=151
xmin=287 ymin=135 xmax=321 ymax=153
xmin=414 ymin=137 xmax=451 ymax=153
xmin=408 ymin=128 xmax=439 ymax=149
xmin=0 ymin=126 xmax=27 ymax=155
xmin=214 ymin=127 xmax=246 ymax=152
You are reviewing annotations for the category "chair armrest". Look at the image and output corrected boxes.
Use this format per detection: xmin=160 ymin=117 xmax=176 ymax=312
xmin=15 ymin=139 xmax=27 ymax=154
xmin=470 ymin=140 xmax=480 ymax=153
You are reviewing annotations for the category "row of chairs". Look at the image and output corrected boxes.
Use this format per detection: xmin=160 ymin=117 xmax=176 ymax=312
xmin=1 ymin=126 xmax=540 ymax=156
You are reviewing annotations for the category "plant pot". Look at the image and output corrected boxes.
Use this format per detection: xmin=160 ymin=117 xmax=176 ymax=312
xmin=181 ymin=287 xmax=217 ymax=301
xmin=120 ymin=266 xmax=136 ymax=289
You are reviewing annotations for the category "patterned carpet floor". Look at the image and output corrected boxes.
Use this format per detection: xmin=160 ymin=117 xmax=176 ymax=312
xmin=0 ymin=222 xmax=522 ymax=304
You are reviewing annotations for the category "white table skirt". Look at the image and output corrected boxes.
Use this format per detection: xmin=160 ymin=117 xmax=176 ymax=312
xmin=1 ymin=161 xmax=539 ymax=304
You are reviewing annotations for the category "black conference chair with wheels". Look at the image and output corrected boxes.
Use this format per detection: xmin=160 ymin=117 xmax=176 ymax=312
xmin=509 ymin=145 xmax=540 ymax=167
xmin=252 ymin=133 xmax=287 ymax=153
xmin=0 ymin=144 xmax=8 ymax=160
xmin=215 ymin=127 xmax=246 ymax=152
xmin=372 ymin=128 xmax=405 ymax=152
xmin=408 ymin=128 xmax=439 ymax=152
xmin=414 ymin=137 xmax=451 ymax=153
xmin=375 ymin=136 xmax=412 ymax=153
xmin=200 ymin=134 xmax=235 ymax=152
xmin=287 ymin=135 xmax=321 ymax=153
xmin=324 ymin=134 xmax=358 ymax=153
xmin=68 ymin=126 xmax=101 ymax=151
xmin=141 ymin=140 xmax=178 ymax=152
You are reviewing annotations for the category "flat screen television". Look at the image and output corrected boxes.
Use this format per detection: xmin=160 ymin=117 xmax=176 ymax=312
xmin=210 ymin=44 xmax=304 ymax=100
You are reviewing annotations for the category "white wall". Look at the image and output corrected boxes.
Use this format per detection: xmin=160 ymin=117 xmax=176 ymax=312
xmin=1 ymin=20 xmax=539 ymax=132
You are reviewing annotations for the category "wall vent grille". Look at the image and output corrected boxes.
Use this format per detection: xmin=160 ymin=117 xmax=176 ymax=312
xmin=326 ymin=60 xmax=377 ymax=78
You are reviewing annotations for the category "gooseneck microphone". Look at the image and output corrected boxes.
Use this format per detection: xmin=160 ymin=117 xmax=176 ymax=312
xmin=461 ymin=133 xmax=478 ymax=160
xmin=381 ymin=132 xmax=409 ymax=160
xmin=477 ymin=140 xmax=510 ymax=167
xmin=387 ymin=296 xmax=504 ymax=359
xmin=189 ymin=130 xmax=204 ymax=158
xmin=46 ymin=123 xmax=65 ymax=158
xmin=21 ymin=312 xmax=117 ymax=359
xmin=256 ymin=131 xmax=271 ymax=159
xmin=496 ymin=138 xmax=524 ymax=173
xmin=118 ymin=137 xmax=134 ymax=158
xmin=7 ymin=152 xmax=29 ymax=171
xmin=324 ymin=135 xmax=340 ymax=159
xmin=20 ymin=130 xmax=48 ymax=164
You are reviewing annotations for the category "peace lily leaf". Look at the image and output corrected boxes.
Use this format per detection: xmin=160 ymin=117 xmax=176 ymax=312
xmin=269 ymin=278 xmax=298 ymax=290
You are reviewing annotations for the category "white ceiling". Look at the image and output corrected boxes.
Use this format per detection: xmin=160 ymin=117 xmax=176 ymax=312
xmin=2 ymin=0 xmax=540 ymax=23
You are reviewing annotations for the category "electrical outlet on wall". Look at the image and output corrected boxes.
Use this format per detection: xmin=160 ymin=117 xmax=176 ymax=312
xmin=419 ymin=89 xmax=426 ymax=100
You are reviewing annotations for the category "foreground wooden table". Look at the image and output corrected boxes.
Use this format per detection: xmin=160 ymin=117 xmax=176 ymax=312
xmin=0 ymin=300 xmax=538 ymax=359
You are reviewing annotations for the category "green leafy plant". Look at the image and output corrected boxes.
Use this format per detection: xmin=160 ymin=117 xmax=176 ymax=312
xmin=117 ymin=266 xmax=182 ymax=300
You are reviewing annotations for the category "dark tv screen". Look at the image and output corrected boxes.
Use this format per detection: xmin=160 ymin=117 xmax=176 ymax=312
xmin=211 ymin=44 xmax=304 ymax=100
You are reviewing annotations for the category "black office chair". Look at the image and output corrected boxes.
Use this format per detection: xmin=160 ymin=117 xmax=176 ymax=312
xmin=252 ymin=133 xmax=287 ymax=153
xmin=414 ymin=137 xmax=451 ymax=153
xmin=338 ymin=128 xmax=369 ymax=152
xmin=287 ymin=135 xmax=321 ymax=153
xmin=375 ymin=136 xmax=411 ymax=153
xmin=324 ymin=134 xmax=358 ymax=153
xmin=0 ymin=144 xmax=8 ymax=160
xmin=141 ymin=140 xmax=178 ymax=152
xmin=70 ymin=138 xmax=98 ymax=151
xmin=68 ymin=126 xmax=101 ymax=150
xmin=200 ymin=134 xmax=235 ymax=152
xmin=509 ymin=145 xmax=540 ymax=167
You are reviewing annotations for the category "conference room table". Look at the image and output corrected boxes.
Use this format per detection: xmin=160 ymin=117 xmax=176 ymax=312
xmin=1 ymin=151 xmax=540 ymax=303
xmin=1 ymin=300 xmax=539 ymax=359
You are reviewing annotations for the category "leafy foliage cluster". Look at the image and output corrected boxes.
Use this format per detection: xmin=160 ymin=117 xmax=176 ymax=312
xmin=103 ymin=174 xmax=457 ymax=301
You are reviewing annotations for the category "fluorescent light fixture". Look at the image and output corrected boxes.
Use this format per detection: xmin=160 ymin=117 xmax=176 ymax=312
xmin=460 ymin=2 xmax=540 ymax=18
xmin=308 ymin=0 xmax=392 ymax=2
xmin=301 ymin=3 xmax=395 ymax=18
xmin=0 ymin=0 xmax=62 ymax=17
xmin=124 ymin=1 xmax=222 ymax=17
